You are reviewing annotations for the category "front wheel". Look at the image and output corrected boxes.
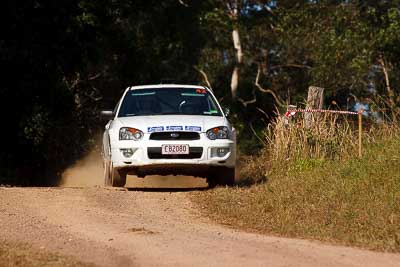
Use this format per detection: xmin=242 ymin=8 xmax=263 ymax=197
xmin=111 ymin=165 xmax=127 ymax=187
xmin=103 ymin=159 xmax=112 ymax=186
xmin=207 ymin=167 xmax=235 ymax=188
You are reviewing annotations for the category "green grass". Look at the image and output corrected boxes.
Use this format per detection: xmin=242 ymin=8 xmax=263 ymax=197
xmin=192 ymin=136 xmax=400 ymax=252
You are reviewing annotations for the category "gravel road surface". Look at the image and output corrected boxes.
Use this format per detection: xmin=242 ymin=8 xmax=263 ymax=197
xmin=1 ymin=185 xmax=399 ymax=267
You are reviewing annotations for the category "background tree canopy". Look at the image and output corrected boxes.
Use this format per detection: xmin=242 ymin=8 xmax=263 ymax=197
xmin=1 ymin=0 xmax=399 ymax=185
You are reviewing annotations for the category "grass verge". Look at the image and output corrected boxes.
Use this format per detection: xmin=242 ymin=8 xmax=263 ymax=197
xmin=192 ymin=135 xmax=400 ymax=252
xmin=0 ymin=240 xmax=93 ymax=267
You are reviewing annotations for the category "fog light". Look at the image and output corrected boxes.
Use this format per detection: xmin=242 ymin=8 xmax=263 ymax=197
xmin=120 ymin=148 xmax=136 ymax=158
xmin=211 ymin=147 xmax=230 ymax=158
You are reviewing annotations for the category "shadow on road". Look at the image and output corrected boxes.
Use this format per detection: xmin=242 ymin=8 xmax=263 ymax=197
xmin=126 ymin=187 xmax=209 ymax=192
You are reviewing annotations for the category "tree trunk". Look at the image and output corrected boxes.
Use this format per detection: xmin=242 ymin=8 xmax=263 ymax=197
xmin=305 ymin=86 xmax=324 ymax=128
xmin=378 ymin=56 xmax=397 ymax=122
xmin=230 ymin=26 xmax=242 ymax=100
xmin=231 ymin=65 xmax=239 ymax=99
xmin=229 ymin=0 xmax=242 ymax=99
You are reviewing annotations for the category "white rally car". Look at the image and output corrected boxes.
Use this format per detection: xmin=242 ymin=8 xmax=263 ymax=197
xmin=102 ymin=84 xmax=236 ymax=187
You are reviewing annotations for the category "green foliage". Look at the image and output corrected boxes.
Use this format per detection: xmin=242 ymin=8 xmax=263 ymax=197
xmin=22 ymin=107 xmax=50 ymax=146
xmin=292 ymin=158 xmax=325 ymax=172
xmin=276 ymin=3 xmax=373 ymax=95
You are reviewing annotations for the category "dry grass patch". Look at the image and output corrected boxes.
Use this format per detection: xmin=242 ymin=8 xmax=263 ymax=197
xmin=192 ymin=116 xmax=400 ymax=252
xmin=0 ymin=240 xmax=93 ymax=267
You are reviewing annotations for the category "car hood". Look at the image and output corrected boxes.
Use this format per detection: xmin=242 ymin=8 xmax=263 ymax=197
xmin=114 ymin=115 xmax=228 ymax=133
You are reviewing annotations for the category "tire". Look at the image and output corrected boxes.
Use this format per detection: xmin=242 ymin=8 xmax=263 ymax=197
xmin=207 ymin=176 xmax=218 ymax=188
xmin=111 ymin=165 xmax=127 ymax=187
xmin=207 ymin=167 xmax=235 ymax=188
xmin=103 ymin=159 xmax=112 ymax=186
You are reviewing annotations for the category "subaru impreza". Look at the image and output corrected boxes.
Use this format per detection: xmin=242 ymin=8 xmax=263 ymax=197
xmin=101 ymin=84 xmax=236 ymax=187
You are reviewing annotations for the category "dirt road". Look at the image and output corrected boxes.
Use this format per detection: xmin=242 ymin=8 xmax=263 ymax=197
xmin=1 ymin=185 xmax=399 ymax=267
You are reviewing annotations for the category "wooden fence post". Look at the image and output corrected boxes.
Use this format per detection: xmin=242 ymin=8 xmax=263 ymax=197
xmin=305 ymin=86 xmax=324 ymax=128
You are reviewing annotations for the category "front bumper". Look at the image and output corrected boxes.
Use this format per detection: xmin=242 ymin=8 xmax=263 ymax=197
xmin=110 ymin=134 xmax=236 ymax=176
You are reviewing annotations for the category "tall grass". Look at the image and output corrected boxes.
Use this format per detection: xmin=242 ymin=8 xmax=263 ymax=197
xmin=266 ymin=113 xmax=398 ymax=163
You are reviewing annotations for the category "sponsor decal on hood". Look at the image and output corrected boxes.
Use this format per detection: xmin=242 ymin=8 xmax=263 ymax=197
xmin=148 ymin=126 xmax=202 ymax=132
xmin=185 ymin=126 xmax=202 ymax=132
xmin=147 ymin=126 xmax=164 ymax=132
xmin=166 ymin=126 xmax=183 ymax=131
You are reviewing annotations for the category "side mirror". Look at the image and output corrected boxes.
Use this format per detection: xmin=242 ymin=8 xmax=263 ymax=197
xmin=100 ymin=110 xmax=114 ymax=118
xmin=223 ymin=107 xmax=230 ymax=117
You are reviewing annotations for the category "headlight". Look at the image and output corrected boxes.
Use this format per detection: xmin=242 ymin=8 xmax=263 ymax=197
xmin=119 ymin=127 xmax=144 ymax=140
xmin=206 ymin=126 xmax=230 ymax=140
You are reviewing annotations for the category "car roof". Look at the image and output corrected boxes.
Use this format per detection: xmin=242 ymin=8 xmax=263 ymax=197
xmin=128 ymin=84 xmax=209 ymax=90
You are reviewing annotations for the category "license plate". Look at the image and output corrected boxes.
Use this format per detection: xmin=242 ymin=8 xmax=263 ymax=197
xmin=161 ymin=144 xmax=189 ymax=155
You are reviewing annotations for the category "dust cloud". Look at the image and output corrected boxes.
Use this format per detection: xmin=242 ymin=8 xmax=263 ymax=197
xmin=59 ymin=148 xmax=208 ymax=188
xmin=59 ymin=149 xmax=104 ymax=187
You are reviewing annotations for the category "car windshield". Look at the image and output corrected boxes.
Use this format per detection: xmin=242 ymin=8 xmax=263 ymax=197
xmin=118 ymin=88 xmax=223 ymax=117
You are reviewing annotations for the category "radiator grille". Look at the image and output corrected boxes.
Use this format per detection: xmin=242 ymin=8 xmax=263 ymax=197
xmin=149 ymin=132 xmax=200 ymax=141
